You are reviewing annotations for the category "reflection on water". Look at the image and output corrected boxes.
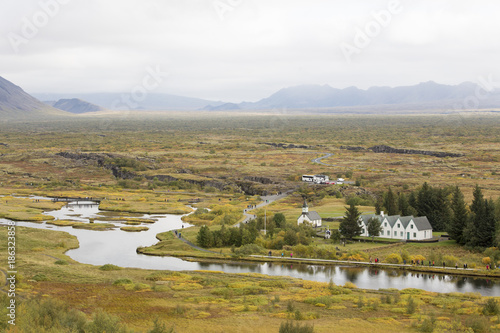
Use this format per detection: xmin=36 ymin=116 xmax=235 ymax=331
xmin=4 ymin=201 xmax=500 ymax=296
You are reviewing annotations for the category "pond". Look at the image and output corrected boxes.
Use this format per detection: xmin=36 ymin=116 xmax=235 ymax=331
xmin=5 ymin=199 xmax=500 ymax=296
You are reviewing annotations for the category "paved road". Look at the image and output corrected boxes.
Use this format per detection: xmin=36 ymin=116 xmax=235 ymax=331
xmin=236 ymin=191 xmax=293 ymax=227
xmin=311 ymin=153 xmax=338 ymax=166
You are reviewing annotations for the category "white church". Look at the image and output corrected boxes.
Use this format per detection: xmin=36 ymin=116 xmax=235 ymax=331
xmin=297 ymin=199 xmax=322 ymax=227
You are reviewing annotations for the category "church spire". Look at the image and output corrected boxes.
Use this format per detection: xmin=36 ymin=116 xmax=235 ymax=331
xmin=302 ymin=198 xmax=309 ymax=214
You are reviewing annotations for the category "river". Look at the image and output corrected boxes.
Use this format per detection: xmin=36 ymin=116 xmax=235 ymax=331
xmin=5 ymin=199 xmax=500 ymax=296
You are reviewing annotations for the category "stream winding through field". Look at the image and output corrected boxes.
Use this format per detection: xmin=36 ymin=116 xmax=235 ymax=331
xmin=4 ymin=198 xmax=500 ymax=296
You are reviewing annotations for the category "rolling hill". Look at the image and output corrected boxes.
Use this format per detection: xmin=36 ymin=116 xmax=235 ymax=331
xmin=0 ymin=76 xmax=70 ymax=120
xmin=50 ymin=98 xmax=105 ymax=114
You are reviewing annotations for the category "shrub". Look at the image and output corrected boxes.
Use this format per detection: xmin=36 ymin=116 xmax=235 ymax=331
xmin=113 ymin=278 xmax=133 ymax=285
xmin=234 ymin=244 xmax=266 ymax=256
xmin=343 ymin=282 xmax=357 ymax=289
xmin=54 ymin=260 xmax=69 ymax=265
xmin=482 ymin=298 xmax=500 ymax=315
xmin=419 ymin=314 xmax=436 ymax=333
xmin=482 ymin=257 xmax=491 ymax=265
xmin=357 ymin=296 xmax=365 ymax=308
xmin=406 ymin=296 xmax=417 ymax=314
xmin=385 ymin=253 xmax=403 ymax=264
xmin=99 ymin=264 xmax=122 ymax=271
xmin=294 ymin=309 xmax=303 ymax=320
xmin=465 ymin=316 xmax=490 ymax=333
xmin=147 ymin=318 xmax=174 ymax=333
xmin=86 ymin=308 xmax=127 ymax=333
xmin=33 ymin=274 xmax=49 ymax=281
xmin=442 ymin=255 xmax=458 ymax=267
xmin=400 ymin=249 xmax=411 ymax=261
xmin=411 ymin=255 xmax=426 ymax=262
xmin=279 ymin=321 xmax=314 ymax=333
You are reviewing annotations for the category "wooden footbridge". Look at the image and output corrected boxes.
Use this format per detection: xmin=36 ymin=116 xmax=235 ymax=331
xmin=50 ymin=196 xmax=103 ymax=203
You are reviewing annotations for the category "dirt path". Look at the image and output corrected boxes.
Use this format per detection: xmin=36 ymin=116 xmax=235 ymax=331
xmin=172 ymin=230 xmax=218 ymax=254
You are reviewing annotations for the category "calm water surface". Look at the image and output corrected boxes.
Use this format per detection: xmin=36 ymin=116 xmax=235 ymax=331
xmin=6 ymin=200 xmax=500 ymax=296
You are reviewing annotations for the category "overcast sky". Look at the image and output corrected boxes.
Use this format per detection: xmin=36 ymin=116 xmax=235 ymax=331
xmin=1 ymin=0 xmax=499 ymax=102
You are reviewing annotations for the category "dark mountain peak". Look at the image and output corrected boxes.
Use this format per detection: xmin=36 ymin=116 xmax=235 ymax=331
xmin=0 ymin=76 xmax=69 ymax=120
xmin=53 ymin=98 xmax=105 ymax=114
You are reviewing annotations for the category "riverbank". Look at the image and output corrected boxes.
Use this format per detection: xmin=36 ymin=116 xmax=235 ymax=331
xmin=137 ymin=230 xmax=500 ymax=280
xmin=3 ymin=226 xmax=500 ymax=333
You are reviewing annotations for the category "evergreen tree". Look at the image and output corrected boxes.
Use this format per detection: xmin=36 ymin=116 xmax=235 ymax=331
xmin=273 ymin=213 xmax=287 ymax=229
xmin=384 ymin=187 xmax=399 ymax=215
xmin=416 ymin=182 xmax=450 ymax=231
xmin=447 ymin=186 xmax=468 ymax=245
xmin=339 ymin=204 xmax=362 ymax=240
xmin=466 ymin=185 xmax=494 ymax=248
xmin=374 ymin=198 xmax=383 ymax=215
xmin=196 ymin=225 xmax=213 ymax=248
xmin=408 ymin=191 xmax=418 ymax=213
xmin=484 ymin=199 xmax=497 ymax=247
xmin=398 ymin=193 xmax=417 ymax=216
xmin=367 ymin=217 xmax=383 ymax=241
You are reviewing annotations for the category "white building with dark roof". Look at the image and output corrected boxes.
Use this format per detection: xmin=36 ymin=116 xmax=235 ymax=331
xmin=358 ymin=211 xmax=433 ymax=241
xmin=297 ymin=199 xmax=322 ymax=227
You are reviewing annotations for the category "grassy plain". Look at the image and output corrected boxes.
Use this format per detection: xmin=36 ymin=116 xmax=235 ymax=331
xmin=0 ymin=113 xmax=499 ymax=201
xmin=1 ymin=113 xmax=500 ymax=331
xmin=2 ymin=226 xmax=500 ymax=333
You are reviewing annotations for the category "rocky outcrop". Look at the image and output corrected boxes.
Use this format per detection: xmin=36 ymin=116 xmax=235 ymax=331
xmin=55 ymin=151 xmax=112 ymax=167
xmin=339 ymin=145 xmax=365 ymax=151
xmin=261 ymin=142 xmax=311 ymax=149
xmin=244 ymin=176 xmax=275 ymax=184
xmin=368 ymin=145 xmax=464 ymax=158
xmin=56 ymin=151 xmax=284 ymax=195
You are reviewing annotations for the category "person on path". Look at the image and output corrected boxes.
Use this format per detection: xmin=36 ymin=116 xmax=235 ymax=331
xmin=290 ymin=253 xmax=293 ymax=258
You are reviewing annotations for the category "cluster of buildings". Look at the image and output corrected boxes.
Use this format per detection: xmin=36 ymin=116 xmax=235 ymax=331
xmin=297 ymin=200 xmax=433 ymax=241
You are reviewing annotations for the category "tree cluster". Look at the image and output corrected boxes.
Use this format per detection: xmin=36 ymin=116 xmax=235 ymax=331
xmin=196 ymin=213 xmax=316 ymax=249
xmin=378 ymin=183 xmax=500 ymax=248
xmin=196 ymin=222 xmax=259 ymax=248
xmin=377 ymin=183 xmax=453 ymax=231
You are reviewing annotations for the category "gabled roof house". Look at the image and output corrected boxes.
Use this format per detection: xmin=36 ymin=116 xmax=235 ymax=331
xmin=358 ymin=211 xmax=433 ymax=241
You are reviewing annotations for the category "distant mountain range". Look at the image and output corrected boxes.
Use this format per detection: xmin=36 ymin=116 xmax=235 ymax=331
xmin=32 ymin=92 xmax=226 ymax=111
xmin=237 ymin=81 xmax=500 ymax=110
xmin=2 ymin=74 xmax=500 ymax=122
xmin=32 ymin=81 xmax=500 ymax=112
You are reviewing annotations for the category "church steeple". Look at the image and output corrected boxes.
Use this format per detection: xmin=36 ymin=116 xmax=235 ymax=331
xmin=302 ymin=199 xmax=309 ymax=214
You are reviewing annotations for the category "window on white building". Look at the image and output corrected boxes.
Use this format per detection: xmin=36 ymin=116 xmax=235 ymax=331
xmin=411 ymin=225 xmax=413 ymax=229
xmin=413 ymin=233 xmax=416 ymax=238
xmin=400 ymin=231 xmax=403 ymax=236
xmin=384 ymin=222 xmax=387 ymax=227
xmin=394 ymin=231 xmax=397 ymax=236
xmin=387 ymin=230 xmax=390 ymax=235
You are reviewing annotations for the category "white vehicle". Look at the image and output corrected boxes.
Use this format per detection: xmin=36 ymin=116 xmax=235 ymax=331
xmin=302 ymin=175 xmax=315 ymax=182
xmin=337 ymin=178 xmax=344 ymax=182
xmin=302 ymin=175 xmax=330 ymax=184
